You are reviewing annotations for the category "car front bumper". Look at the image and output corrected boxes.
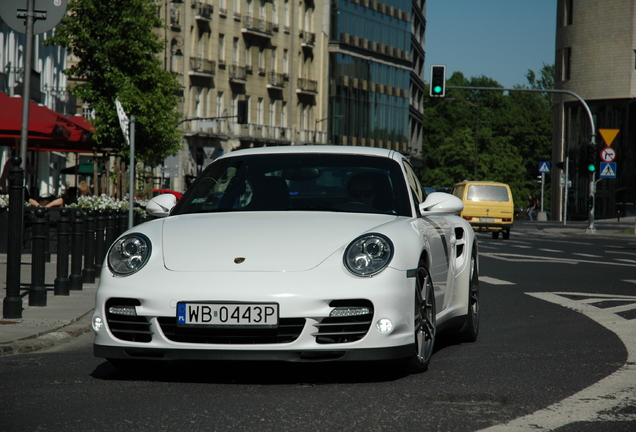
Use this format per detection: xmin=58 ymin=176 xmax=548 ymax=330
xmin=92 ymin=266 xmax=417 ymax=363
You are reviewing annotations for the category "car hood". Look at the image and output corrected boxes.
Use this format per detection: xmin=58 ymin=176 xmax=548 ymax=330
xmin=161 ymin=212 xmax=398 ymax=272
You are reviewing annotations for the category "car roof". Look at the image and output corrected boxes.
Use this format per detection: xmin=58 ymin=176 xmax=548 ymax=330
xmin=453 ymin=181 xmax=510 ymax=187
xmin=218 ymin=145 xmax=401 ymax=160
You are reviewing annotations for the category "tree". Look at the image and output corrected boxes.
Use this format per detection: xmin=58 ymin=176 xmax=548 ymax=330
xmin=46 ymin=0 xmax=182 ymax=166
xmin=420 ymin=65 xmax=554 ymax=208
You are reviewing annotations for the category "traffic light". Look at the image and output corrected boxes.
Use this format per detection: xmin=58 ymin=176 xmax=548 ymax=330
xmin=587 ymin=195 xmax=594 ymax=209
xmin=430 ymin=65 xmax=446 ymax=97
xmin=237 ymin=100 xmax=248 ymax=124
xmin=586 ymin=143 xmax=597 ymax=172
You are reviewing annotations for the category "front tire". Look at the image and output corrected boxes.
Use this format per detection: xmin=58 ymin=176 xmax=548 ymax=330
xmin=405 ymin=266 xmax=436 ymax=373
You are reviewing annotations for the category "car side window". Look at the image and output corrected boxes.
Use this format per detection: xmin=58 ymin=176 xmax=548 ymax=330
xmin=402 ymin=160 xmax=425 ymax=204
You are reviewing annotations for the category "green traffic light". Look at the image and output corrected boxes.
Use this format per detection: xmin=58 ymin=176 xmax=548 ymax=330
xmin=433 ymin=85 xmax=442 ymax=94
xmin=588 ymin=164 xmax=596 ymax=172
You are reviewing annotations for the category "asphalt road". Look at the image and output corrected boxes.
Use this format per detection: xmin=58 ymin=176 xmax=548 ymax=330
xmin=1 ymin=226 xmax=635 ymax=431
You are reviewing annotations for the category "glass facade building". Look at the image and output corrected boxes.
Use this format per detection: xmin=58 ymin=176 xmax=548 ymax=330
xmin=328 ymin=0 xmax=425 ymax=158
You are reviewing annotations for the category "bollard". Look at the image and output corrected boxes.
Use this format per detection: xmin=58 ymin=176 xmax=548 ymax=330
xmin=29 ymin=207 xmax=48 ymax=306
xmin=95 ymin=209 xmax=106 ymax=273
xmin=105 ymin=208 xmax=116 ymax=248
xmin=70 ymin=210 xmax=84 ymax=290
xmin=54 ymin=208 xmax=71 ymax=296
xmin=3 ymin=156 xmax=24 ymax=318
xmin=82 ymin=210 xmax=96 ymax=283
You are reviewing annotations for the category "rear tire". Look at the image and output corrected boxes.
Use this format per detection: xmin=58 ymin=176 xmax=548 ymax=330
xmin=458 ymin=246 xmax=479 ymax=343
xmin=502 ymin=230 xmax=510 ymax=240
xmin=492 ymin=231 xmax=500 ymax=239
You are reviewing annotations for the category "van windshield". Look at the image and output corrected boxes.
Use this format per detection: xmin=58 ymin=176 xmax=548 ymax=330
xmin=466 ymin=185 xmax=509 ymax=202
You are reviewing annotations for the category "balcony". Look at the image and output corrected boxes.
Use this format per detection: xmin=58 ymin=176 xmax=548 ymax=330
xmin=300 ymin=30 xmax=316 ymax=48
xmin=189 ymin=57 xmax=216 ymax=76
xmin=242 ymin=15 xmax=273 ymax=38
xmin=266 ymin=72 xmax=285 ymax=90
xmin=296 ymin=78 xmax=318 ymax=95
xmin=228 ymin=64 xmax=247 ymax=84
xmin=193 ymin=1 xmax=213 ymax=21
xmin=170 ymin=4 xmax=181 ymax=29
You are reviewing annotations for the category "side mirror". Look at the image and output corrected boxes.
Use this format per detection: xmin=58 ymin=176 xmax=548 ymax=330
xmin=146 ymin=193 xmax=177 ymax=218
xmin=418 ymin=192 xmax=463 ymax=215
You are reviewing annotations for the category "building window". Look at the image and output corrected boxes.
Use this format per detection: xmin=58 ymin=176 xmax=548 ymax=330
xmin=257 ymin=97 xmax=264 ymax=125
xmin=565 ymin=0 xmax=573 ymax=26
xmin=218 ymin=34 xmax=225 ymax=64
xmin=564 ymin=47 xmax=571 ymax=81
xmin=269 ymin=99 xmax=276 ymax=126
xmin=233 ymin=37 xmax=239 ymax=64
xmin=217 ymin=92 xmax=224 ymax=117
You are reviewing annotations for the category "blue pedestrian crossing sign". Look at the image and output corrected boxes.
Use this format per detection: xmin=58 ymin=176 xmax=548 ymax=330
xmin=539 ymin=162 xmax=550 ymax=173
xmin=599 ymin=162 xmax=617 ymax=178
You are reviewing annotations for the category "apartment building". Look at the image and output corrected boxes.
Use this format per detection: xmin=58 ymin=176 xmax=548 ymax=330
xmin=553 ymin=0 xmax=636 ymax=220
xmin=157 ymin=0 xmax=327 ymax=191
xmin=158 ymin=0 xmax=426 ymax=191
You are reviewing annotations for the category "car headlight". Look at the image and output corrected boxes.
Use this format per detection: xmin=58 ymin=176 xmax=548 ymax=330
xmin=344 ymin=233 xmax=393 ymax=277
xmin=107 ymin=234 xmax=152 ymax=276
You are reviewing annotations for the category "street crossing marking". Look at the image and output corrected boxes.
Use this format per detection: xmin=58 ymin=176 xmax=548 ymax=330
xmin=481 ymin=252 xmax=636 ymax=267
xmin=538 ymin=248 xmax=563 ymax=253
xmin=479 ymin=276 xmax=515 ymax=285
xmin=573 ymin=253 xmax=603 ymax=258
xmin=479 ymin=291 xmax=636 ymax=431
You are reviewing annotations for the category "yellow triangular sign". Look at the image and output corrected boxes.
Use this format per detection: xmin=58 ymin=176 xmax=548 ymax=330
xmin=599 ymin=129 xmax=619 ymax=147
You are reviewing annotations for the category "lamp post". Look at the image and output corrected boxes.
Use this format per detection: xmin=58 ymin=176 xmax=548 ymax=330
xmin=446 ymin=98 xmax=479 ymax=180
xmin=314 ymin=115 xmax=344 ymax=144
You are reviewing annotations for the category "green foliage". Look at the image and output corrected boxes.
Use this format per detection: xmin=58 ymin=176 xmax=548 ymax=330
xmin=45 ymin=0 xmax=182 ymax=166
xmin=419 ymin=65 xmax=554 ymax=209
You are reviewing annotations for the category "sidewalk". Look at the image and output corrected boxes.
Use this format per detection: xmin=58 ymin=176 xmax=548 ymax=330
xmin=0 ymin=253 xmax=99 ymax=355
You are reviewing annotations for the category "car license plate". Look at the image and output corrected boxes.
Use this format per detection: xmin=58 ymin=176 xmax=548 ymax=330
xmin=480 ymin=217 xmax=494 ymax=222
xmin=176 ymin=302 xmax=278 ymax=327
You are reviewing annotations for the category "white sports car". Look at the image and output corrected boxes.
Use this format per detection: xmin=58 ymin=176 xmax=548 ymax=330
xmin=92 ymin=146 xmax=479 ymax=373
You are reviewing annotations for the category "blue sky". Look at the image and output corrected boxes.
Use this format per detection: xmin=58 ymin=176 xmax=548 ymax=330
xmin=425 ymin=1 xmax=557 ymax=89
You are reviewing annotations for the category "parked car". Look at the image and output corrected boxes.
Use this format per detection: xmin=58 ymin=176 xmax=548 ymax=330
xmin=93 ymin=146 xmax=480 ymax=374
xmin=452 ymin=181 xmax=514 ymax=239
xmin=152 ymin=189 xmax=183 ymax=200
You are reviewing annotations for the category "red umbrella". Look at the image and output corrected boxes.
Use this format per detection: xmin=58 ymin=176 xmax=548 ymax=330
xmin=0 ymin=92 xmax=96 ymax=152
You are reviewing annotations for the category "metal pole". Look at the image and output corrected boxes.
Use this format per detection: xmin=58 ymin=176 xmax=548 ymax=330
xmin=563 ymin=156 xmax=569 ymax=225
xmin=128 ymin=117 xmax=135 ymax=229
xmin=540 ymin=172 xmax=545 ymax=212
xmin=19 ymin=0 xmax=35 ymax=167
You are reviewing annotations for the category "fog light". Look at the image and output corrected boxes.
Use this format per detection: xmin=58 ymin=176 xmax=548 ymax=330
xmin=108 ymin=305 xmax=137 ymax=316
xmin=376 ymin=318 xmax=393 ymax=334
xmin=92 ymin=316 xmax=103 ymax=332
xmin=330 ymin=307 xmax=371 ymax=317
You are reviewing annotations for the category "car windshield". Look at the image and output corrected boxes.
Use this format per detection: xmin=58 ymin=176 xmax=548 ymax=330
xmin=466 ymin=185 xmax=510 ymax=202
xmin=171 ymin=153 xmax=412 ymax=217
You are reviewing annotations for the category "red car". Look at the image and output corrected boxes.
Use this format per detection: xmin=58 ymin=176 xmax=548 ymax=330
xmin=152 ymin=189 xmax=183 ymax=200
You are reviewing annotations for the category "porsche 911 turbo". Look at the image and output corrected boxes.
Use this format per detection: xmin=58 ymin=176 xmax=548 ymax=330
xmin=92 ymin=146 xmax=479 ymax=373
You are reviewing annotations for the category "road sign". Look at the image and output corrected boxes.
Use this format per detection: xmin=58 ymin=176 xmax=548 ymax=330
xmin=599 ymin=162 xmax=617 ymax=178
xmin=599 ymin=129 xmax=619 ymax=147
xmin=539 ymin=162 xmax=550 ymax=173
xmin=115 ymin=98 xmax=130 ymax=145
xmin=600 ymin=147 xmax=616 ymax=163
xmin=0 ymin=0 xmax=68 ymax=35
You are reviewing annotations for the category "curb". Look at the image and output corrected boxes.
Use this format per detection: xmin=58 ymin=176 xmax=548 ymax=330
xmin=0 ymin=311 xmax=93 ymax=356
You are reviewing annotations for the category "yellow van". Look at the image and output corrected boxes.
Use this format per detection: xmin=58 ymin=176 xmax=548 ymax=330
xmin=452 ymin=181 xmax=514 ymax=239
